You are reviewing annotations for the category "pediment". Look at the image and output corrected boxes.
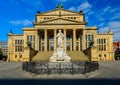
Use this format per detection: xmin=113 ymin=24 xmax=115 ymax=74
xmin=41 ymin=9 xmax=80 ymax=15
xmin=41 ymin=18 xmax=80 ymax=24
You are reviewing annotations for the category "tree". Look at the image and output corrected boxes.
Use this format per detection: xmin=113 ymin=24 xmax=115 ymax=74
xmin=0 ymin=49 xmax=3 ymax=60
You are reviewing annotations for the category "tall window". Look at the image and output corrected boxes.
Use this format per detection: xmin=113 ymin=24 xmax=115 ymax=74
xmin=98 ymin=38 xmax=107 ymax=51
xmin=76 ymin=42 xmax=79 ymax=51
xmin=42 ymin=42 xmax=44 ymax=51
xmin=67 ymin=42 xmax=70 ymax=51
xmin=15 ymin=40 xmax=23 ymax=52
xmin=85 ymin=35 xmax=94 ymax=48
xmin=27 ymin=35 xmax=35 ymax=49
xmin=50 ymin=42 xmax=54 ymax=51
xmin=50 ymin=36 xmax=54 ymax=41
xmin=67 ymin=35 xmax=70 ymax=41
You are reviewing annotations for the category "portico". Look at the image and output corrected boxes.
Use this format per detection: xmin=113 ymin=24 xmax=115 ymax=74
xmin=35 ymin=28 xmax=82 ymax=52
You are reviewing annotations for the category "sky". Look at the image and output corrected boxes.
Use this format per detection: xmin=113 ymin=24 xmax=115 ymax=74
xmin=0 ymin=0 xmax=120 ymax=41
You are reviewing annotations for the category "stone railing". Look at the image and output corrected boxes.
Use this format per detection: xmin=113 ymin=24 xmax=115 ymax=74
xmin=22 ymin=61 xmax=99 ymax=74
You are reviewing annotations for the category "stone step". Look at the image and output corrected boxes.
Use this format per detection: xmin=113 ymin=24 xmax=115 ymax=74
xmin=32 ymin=51 xmax=89 ymax=62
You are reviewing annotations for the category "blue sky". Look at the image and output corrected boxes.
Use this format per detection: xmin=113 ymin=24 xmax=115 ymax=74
xmin=0 ymin=0 xmax=120 ymax=41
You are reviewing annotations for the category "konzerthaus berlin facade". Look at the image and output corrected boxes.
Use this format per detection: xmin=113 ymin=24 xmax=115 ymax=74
xmin=7 ymin=4 xmax=114 ymax=62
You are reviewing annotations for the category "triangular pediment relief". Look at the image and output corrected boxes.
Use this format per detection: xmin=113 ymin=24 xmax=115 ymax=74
xmin=40 ymin=18 xmax=81 ymax=24
xmin=40 ymin=9 xmax=81 ymax=15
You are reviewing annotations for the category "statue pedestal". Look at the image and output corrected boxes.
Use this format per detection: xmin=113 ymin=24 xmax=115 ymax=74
xmin=50 ymin=47 xmax=71 ymax=62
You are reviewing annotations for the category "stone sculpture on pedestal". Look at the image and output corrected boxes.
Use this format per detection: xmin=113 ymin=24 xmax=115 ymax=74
xmin=50 ymin=30 xmax=71 ymax=62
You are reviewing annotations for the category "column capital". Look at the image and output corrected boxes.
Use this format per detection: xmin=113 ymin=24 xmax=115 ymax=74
xmin=63 ymin=29 xmax=67 ymax=31
xmin=73 ymin=29 xmax=76 ymax=31
xmin=54 ymin=29 xmax=57 ymax=31
xmin=44 ymin=29 xmax=48 ymax=31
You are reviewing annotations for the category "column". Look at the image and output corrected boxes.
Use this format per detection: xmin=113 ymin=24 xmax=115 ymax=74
xmin=82 ymin=29 xmax=85 ymax=50
xmin=38 ymin=32 xmax=41 ymax=51
xmin=73 ymin=29 xmax=76 ymax=51
xmin=54 ymin=29 xmax=57 ymax=50
xmin=64 ymin=29 xmax=66 ymax=50
xmin=70 ymin=35 xmax=72 ymax=51
xmin=44 ymin=29 xmax=47 ymax=51
xmin=35 ymin=29 xmax=39 ymax=51
xmin=78 ymin=37 xmax=80 ymax=51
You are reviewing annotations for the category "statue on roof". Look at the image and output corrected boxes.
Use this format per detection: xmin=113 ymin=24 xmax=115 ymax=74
xmin=56 ymin=3 xmax=64 ymax=9
xmin=9 ymin=29 xmax=13 ymax=34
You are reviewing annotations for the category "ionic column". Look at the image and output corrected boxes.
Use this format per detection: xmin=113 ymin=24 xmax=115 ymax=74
xmin=54 ymin=29 xmax=57 ymax=50
xmin=64 ymin=29 xmax=66 ymax=50
xmin=73 ymin=29 xmax=76 ymax=51
xmin=44 ymin=29 xmax=47 ymax=51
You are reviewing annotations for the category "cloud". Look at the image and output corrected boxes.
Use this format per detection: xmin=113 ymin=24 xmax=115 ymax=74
xmin=10 ymin=19 xmax=32 ymax=26
xmin=68 ymin=6 xmax=76 ymax=11
xmin=110 ymin=13 xmax=120 ymax=20
xmin=99 ymin=21 xmax=120 ymax=41
xmin=103 ymin=6 xmax=111 ymax=12
xmin=108 ymin=21 xmax=120 ymax=41
xmin=113 ymin=32 xmax=120 ymax=41
xmin=68 ymin=1 xmax=92 ymax=14
xmin=77 ymin=1 xmax=92 ymax=13
xmin=108 ymin=21 xmax=120 ymax=31
xmin=52 ymin=0 xmax=68 ymax=3
xmin=98 ymin=22 xmax=105 ymax=27
xmin=99 ymin=26 xmax=109 ymax=33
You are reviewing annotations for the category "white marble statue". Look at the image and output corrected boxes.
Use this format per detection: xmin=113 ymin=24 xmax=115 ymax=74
xmin=49 ymin=29 xmax=71 ymax=62
xmin=56 ymin=30 xmax=64 ymax=48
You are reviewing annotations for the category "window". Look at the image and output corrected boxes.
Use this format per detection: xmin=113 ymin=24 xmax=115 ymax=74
xmin=76 ymin=42 xmax=79 ymax=51
xmin=67 ymin=35 xmax=70 ymax=40
xmin=86 ymin=35 xmax=87 ymax=41
xmin=101 ymin=39 xmax=103 ymax=44
xmin=15 ymin=40 xmax=17 ymax=44
xmin=50 ymin=36 xmax=54 ymax=41
xmin=76 ymin=36 xmax=79 ymax=40
xmin=104 ymin=45 xmax=106 ymax=51
xmin=50 ymin=42 xmax=54 ymax=51
xmin=15 ymin=55 xmax=17 ymax=58
xmin=67 ymin=42 xmax=70 ymax=51
xmin=86 ymin=42 xmax=87 ymax=48
xmin=42 ymin=36 xmax=44 ymax=41
xmin=33 ymin=35 xmax=35 ymax=41
xmin=99 ymin=54 xmax=101 ymax=57
xmin=91 ymin=35 xmax=94 ymax=40
xmin=99 ymin=39 xmax=100 ymax=44
xmin=88 ymin=35 xmax=90 ymax=41
xmin=42 ymin=43 xmax=44 ymax=51
xmin=15 ymin=46 xmax=17 ymax=52
xmin=88 ymin=42 xmax=90 ymax=48
xmin=20 ymin=55 xmax=22 ymax=58
xmin=104 ymin=39 xmax=106 ymax=44
xmin=104 ymin=54 xmax=106 ymax=57
xmin=44 ymin=17 xmax=46 ymax=20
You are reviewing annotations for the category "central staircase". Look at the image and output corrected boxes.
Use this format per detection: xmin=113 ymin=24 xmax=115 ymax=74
xmin=32 ymin=51 xmax=89 ymax=62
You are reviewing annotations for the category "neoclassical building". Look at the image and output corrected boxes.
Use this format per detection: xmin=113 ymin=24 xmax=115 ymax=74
xmin=7 ymin=4 xmax=114 ymax=62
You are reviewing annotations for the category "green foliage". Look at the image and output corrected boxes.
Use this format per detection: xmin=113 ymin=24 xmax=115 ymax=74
xmin=115 ymin=54 xmax=120 ymax=60
xmin=115 ymin=54 xmax=120 ymax=57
